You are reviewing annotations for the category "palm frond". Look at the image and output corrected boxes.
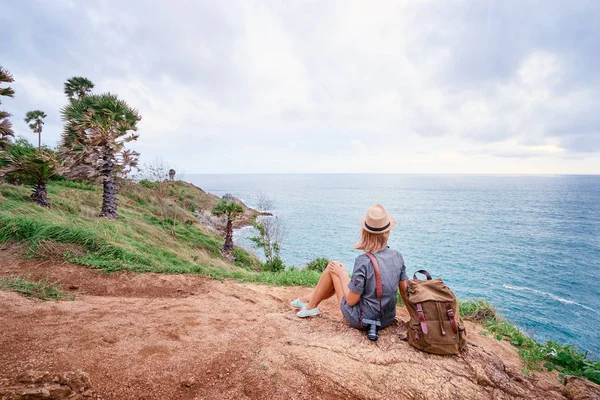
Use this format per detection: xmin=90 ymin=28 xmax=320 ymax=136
xmin=0 ymin=87 xmax=15 ymax=98
xmin=0 ymin=119 xmax=14 ymax=139
xmin=0 ymin=67 xmax=14 ymax=84
xmin=0 ymin=149 xmax=61 ymax=183
xmin=64 ymin=76 xmax=95 ymax=101
xmin=60 ymin=93 xmax=141 ymax=180
xmin=212 ymin=200 xmax=244 ymax=219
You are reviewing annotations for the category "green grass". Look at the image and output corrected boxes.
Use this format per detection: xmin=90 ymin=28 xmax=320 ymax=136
xmin=242 ymin=268 xmax=322 ymax=286
xmin=0 ymin=180 xmax=258 ymax=275
xmin=0 ymin=276 xmax=73 ymax=301
xmin=0 ymin=180 xmax=318 ymax=288
xmin=460 ymin=298 xmax=600 ymax=384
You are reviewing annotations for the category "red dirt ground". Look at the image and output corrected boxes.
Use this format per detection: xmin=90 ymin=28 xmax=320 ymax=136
xmin=0 ymin=245 xmax=590 ymax=399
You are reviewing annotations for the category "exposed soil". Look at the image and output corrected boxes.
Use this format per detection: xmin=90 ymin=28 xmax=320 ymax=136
xmin=1 ymin=245 xmax=597 ymax=399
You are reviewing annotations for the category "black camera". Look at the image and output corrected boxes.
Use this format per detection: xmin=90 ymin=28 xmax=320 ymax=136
xmin=362 ymin=318 xmax=381 ymax=341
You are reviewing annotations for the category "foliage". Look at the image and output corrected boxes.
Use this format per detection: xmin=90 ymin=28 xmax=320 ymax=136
xmin=24 ymin=110 xmax=47 ymax=148
xmin=459 ymin=298 xmax=497 ymax=322
xmin=60 ymin=93 xmax=141 ymax=181
xmin=261 ymin=257 xmax=285 ymax=273
xmin=232 ymin=247 xmax=262 ymax=271
xmin=0 ymin=66 xmax=15 ymax=149
xmin=60 ymin=93 xmax=141 ymax=218
xmin=0 ymin=146 xmax=62 ymax=206
xmin=460 ymin=298 xmax=600 ymax=383
xmin=306 ymin=257 xmax=330 ymax=272
xmin=212 ymin=200 xmax=243 ymax=220
xmin=64 ymin=76 xmax=94 ymax=102
xmin=0 ymin=149 xmax=61 ymax=185
xmin=0 ymin=276 xmax=73 ymax=301
xmin=250 ymin=216 xmax=283 ymax=257
xmin=0 ymin=137 xmax=37 ymax=182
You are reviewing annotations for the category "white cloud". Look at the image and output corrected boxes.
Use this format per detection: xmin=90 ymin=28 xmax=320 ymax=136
xmin=2 ymin=0 xmax=599 ymax=173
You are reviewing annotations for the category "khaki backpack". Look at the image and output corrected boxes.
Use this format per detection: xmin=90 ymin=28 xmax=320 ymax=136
xmin=405 ymin=270 xmax=467 ymax=355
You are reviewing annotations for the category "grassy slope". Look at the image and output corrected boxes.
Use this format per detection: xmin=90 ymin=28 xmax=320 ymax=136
xmin=0 ymin=180 xmax=257 ymax=275
xmin=0 ymin=179 xmax=322 ymax=284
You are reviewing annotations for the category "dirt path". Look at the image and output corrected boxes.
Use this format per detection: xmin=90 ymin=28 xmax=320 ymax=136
xmin=0 ymin=246 xmax=594 ymax=399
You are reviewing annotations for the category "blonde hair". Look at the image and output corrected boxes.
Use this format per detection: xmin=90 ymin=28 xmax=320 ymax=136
xmin=354 ymin=230 xmax=390 ymax=253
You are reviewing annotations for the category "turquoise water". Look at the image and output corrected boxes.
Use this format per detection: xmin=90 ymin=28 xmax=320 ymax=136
xmin=188 ymin=174 xmax=600 ymax=353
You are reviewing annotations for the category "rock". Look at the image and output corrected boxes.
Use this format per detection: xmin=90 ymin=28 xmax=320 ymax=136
xmin=55 ymin=371 xmax=92 ymax=392
xmin=180 ymin=377 xmax=196 ymax=388
xmin=563 ymin=375 xmax=600 ymax=400
xmin=18 ymin=370 xmax=51 ymax=384
xmin=221 ymin=194 xmax=243 ymax=204
xmin=2 ymin=371 xmax=92 ymax=400
xmin=101 ymin=336 xmax=118 ymax=344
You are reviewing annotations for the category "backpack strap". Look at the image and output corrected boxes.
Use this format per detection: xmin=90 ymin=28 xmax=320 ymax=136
xmin=359 ymin=252 xmax=383 ymax=329
xmin=413 ymin=270 xmax=432 ymax=280
xmin=416 ymin=303 xmax=429 ymax=334
xmin=445 ymin=302 xmax=458 ymax=334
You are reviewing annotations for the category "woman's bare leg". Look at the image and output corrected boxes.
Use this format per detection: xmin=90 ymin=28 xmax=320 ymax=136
xmin=300 ymin=286 xmax=335 ymax=304
xmin=304 ymin=269 xmax=339 ymax=310
xmin=330 ymin=272 xmax=351 ymax=304
xmin=304 ymin=266 xmax=351 ymax=309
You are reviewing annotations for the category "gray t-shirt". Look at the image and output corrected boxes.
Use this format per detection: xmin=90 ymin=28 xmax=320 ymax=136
xmin=340 ymin=247 xmax=408 ymax=328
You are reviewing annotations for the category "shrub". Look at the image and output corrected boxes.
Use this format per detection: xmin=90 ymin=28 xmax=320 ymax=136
xmin=305 ymin=257 xmax=329 ymax=272
xmin=262 ymin=257 xmax=285 ymax=273
xmin=459 ymin=298 xmax=497 ymax=321
xmin=232 ymin=247 xmax=261 ymax=271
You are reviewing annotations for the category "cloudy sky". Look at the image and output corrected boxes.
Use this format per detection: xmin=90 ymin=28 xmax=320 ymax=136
xmin=2 ymin=0 xmax=599 ymax=174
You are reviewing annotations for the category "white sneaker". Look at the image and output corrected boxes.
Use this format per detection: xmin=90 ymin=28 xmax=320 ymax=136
xmin=290 ymin=298 xmax=308 ymax=308
xmin=297 ymin=306 xmax=320 ymax=318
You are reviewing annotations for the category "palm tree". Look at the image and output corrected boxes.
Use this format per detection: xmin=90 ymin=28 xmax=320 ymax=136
xmin=0 ymin=66 xmax=15 ymax=150
xmin=212 ymin=200 xmax=243 ymax=257
xmin=168 ymin=169 xmax=175 ymax=181
xmin=64 ymin=77 xmax=94 ymax=102
xmin=0 ymin=148 xmax=61 ymax=206
xmin=60 ymin=93 xmax=141 ymax=219
xmin=24 ymin=110 xmax=47 ymax=149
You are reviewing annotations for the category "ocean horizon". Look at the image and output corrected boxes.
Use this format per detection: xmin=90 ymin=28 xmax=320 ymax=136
xmin=187 ymin=173 xmax=600 ymax=354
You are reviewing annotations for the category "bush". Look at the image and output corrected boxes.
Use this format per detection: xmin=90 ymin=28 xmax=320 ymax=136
xmin=305 ymin=257 xmax=329 ymax=272
xmin=139 ymin=179 xmax=159 ymax=190
xmin=459 ymin=298 xmax=497 ymax=321
xmin=232 ymin=247 xmax=261 ymax=271
xmin=262 ymin=257 xmax=285 ymax=273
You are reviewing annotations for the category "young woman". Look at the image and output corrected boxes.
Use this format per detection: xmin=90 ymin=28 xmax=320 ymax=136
xmin=291 ymin=204 xmax=409 ymax=330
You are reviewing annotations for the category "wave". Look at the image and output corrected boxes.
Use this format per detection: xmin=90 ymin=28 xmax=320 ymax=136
xmin=503 ymin=284 xmax=595 ymax=312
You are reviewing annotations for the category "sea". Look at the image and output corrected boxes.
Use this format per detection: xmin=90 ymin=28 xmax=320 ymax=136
xmin=187 ymin=174 xmax=600 ymax=354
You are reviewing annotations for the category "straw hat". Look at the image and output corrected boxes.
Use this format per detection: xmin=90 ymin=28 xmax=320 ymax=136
xmin=360 ymin=204 xmax=396 ymax=234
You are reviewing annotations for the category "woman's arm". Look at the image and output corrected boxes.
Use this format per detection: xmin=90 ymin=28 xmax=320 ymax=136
xmin=398 ymin=280 xmax=408 ymax=307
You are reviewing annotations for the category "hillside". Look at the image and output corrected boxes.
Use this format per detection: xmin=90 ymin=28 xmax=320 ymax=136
xmin=0 ymin=179 xmax=263 ymax=275
xmin=1 ymin=180 xmax=600 ymax=399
